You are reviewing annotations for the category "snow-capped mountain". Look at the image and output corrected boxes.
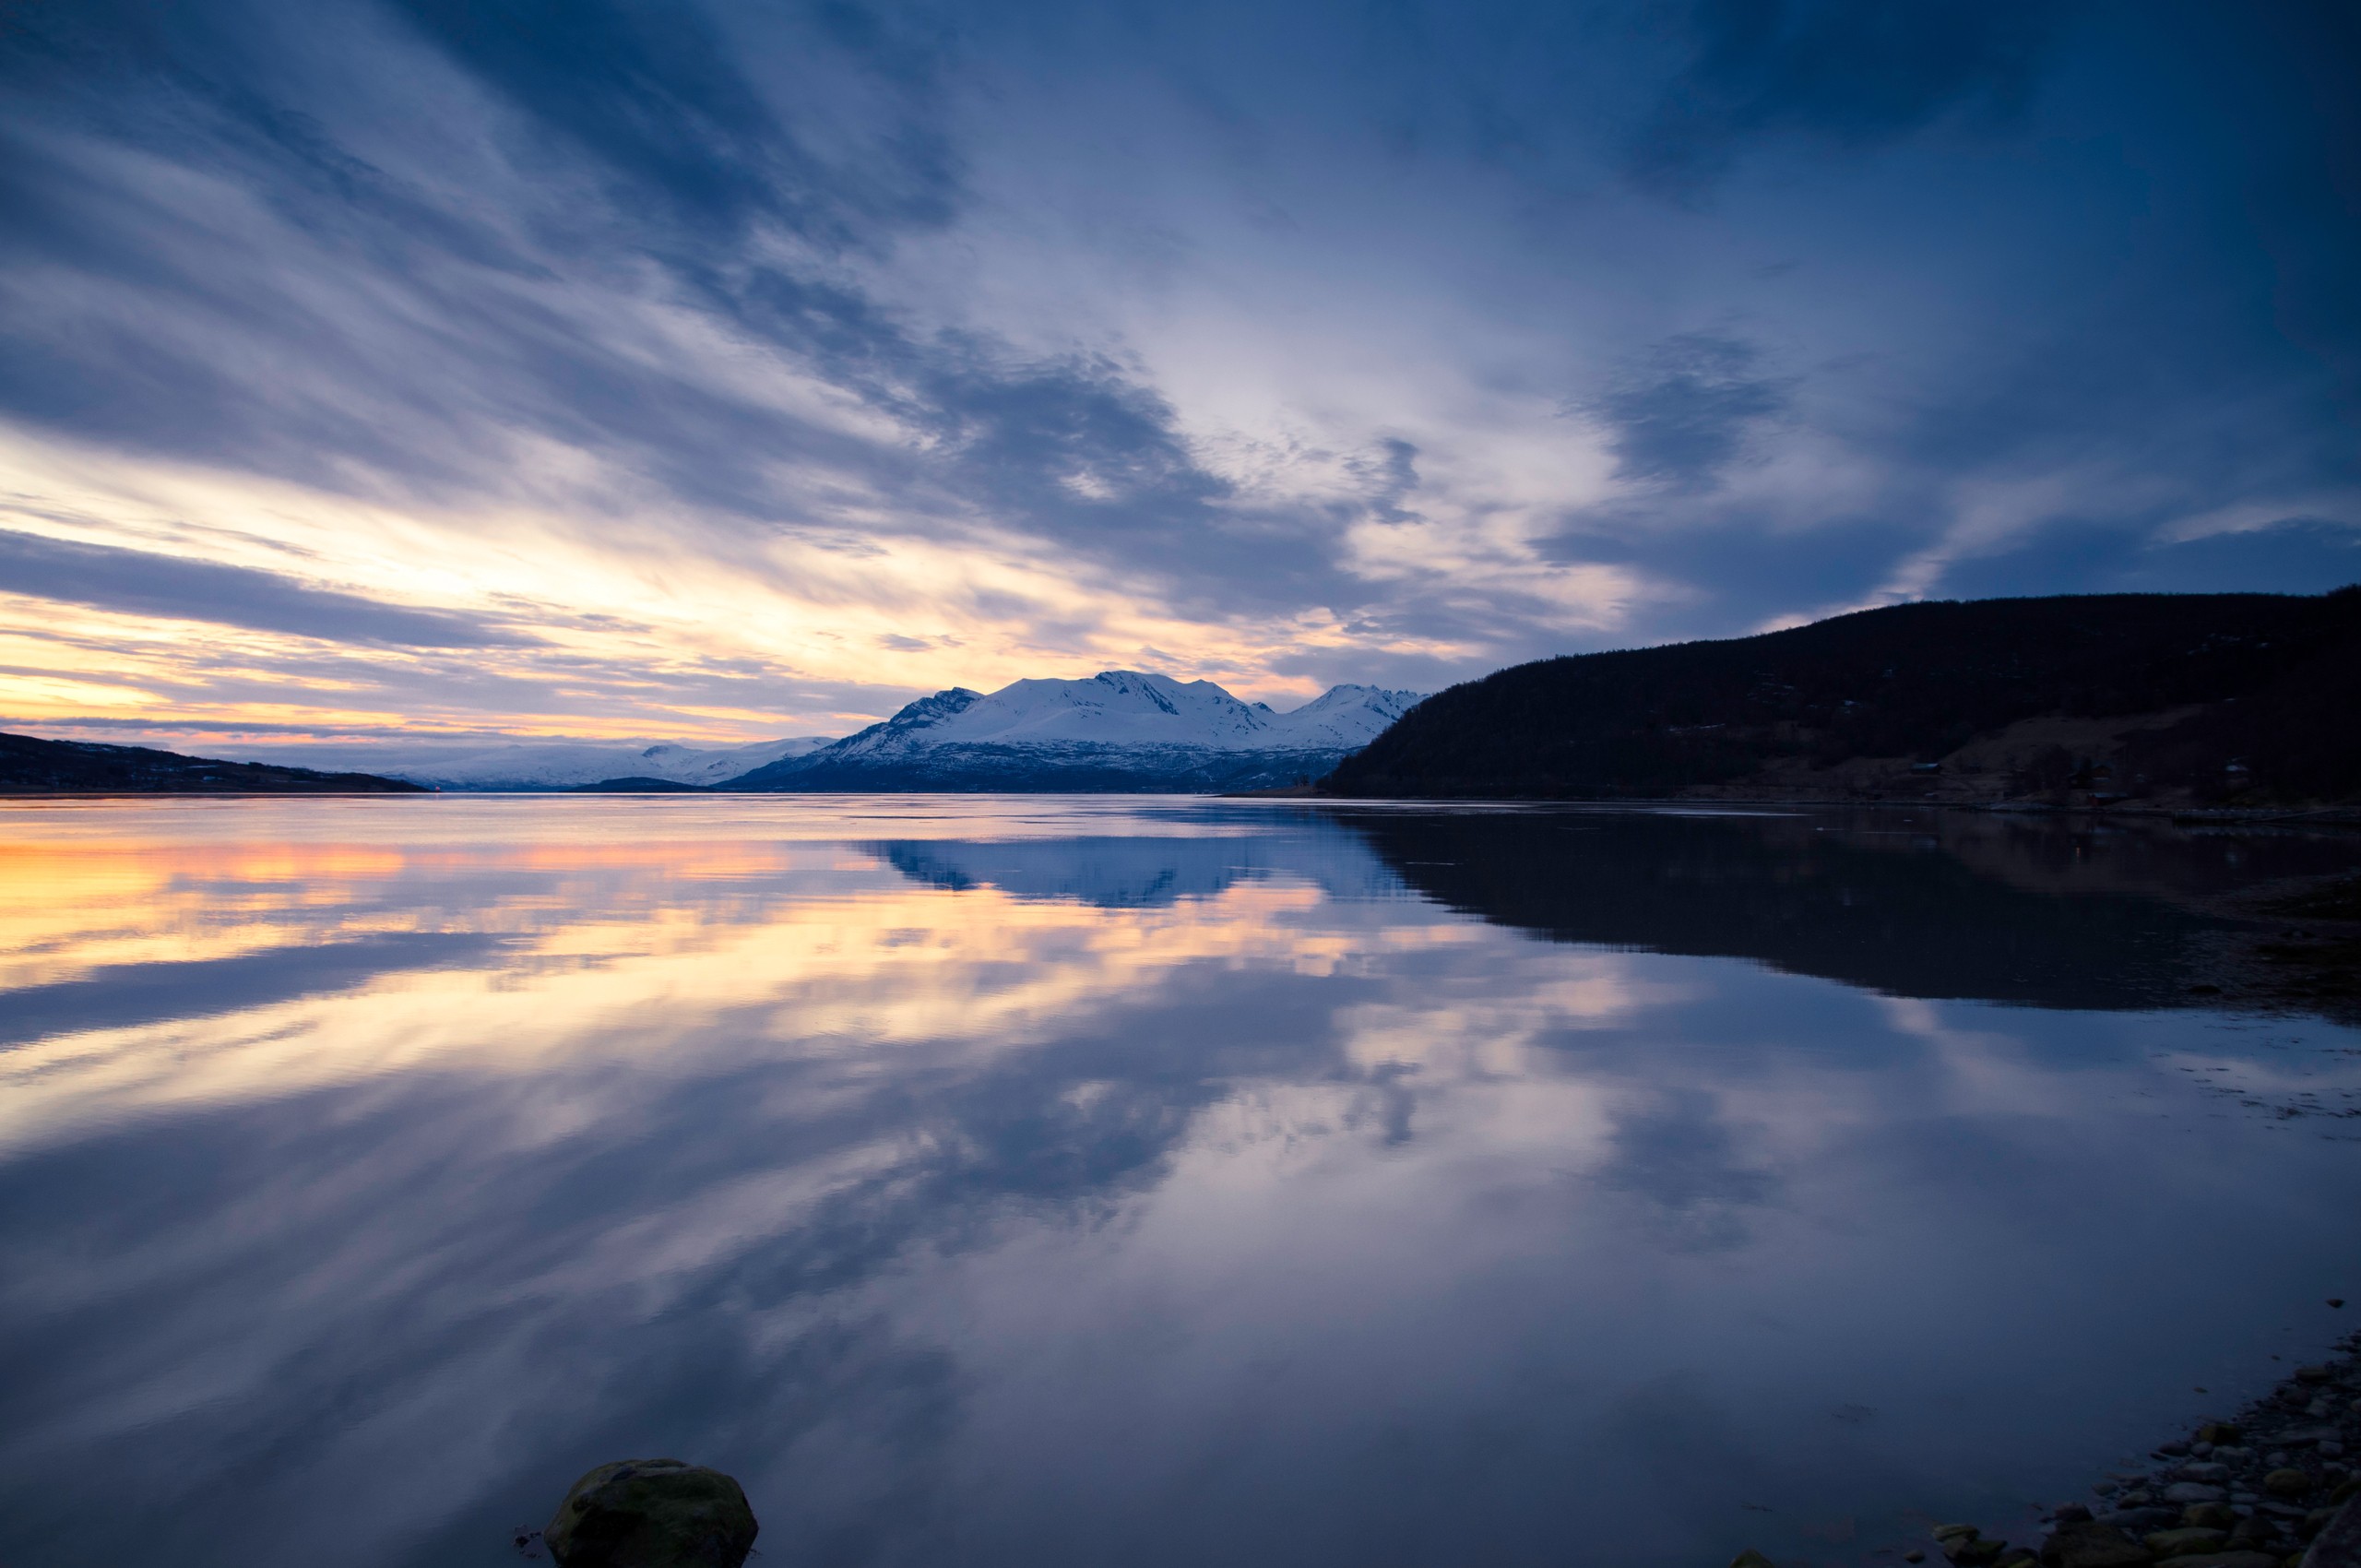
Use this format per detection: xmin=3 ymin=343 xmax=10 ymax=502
xmin=1259 ymin=683 xmax=1428 ymax=750
xmin=222 ymin=673 xmax=1420 ymax=792
xmin=243 ymin=736 xmax=835 ymax=790
xmin=728 ymin=672 xmax=1422 ymax=792
xmin=619 ymin=738 xmax=835 ymax=787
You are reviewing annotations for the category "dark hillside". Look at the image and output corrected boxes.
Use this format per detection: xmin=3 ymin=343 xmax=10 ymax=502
xmin=1325 ymin=588 xmax=2361 ymax=805
xmin=0 ymin=732 xmax=424 ymax=793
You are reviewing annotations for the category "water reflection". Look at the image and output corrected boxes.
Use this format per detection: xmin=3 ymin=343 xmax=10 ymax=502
xmin=0 ymin=798 xmax=2356 ymax=1568
xmin=1329 ymin=806 xmax=2358 ymax=1011
xmin=873 ymin=831 xmax=1404 ymax=908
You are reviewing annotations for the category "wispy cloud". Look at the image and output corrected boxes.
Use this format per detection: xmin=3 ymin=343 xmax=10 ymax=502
xmin=0 ymin=529 xmax=533 ymax=647
xmin=1624 ymin=0 xmax=2063 ymax=196
xmin=0 ymin=0 xmax=2354 ymax=748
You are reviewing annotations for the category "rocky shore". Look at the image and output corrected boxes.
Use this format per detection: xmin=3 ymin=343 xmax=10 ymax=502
xmin=2187 ymin=872 xmax=2361 ymax=1025
xmin=1736 ymin=1333 xmax=2361 ymax=1568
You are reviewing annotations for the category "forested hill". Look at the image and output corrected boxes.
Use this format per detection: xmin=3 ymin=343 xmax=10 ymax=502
xmin=0 ymin=732 xmax=425 ymax=794
xmin=1324 ymin=588 xmax=2361 ymax=807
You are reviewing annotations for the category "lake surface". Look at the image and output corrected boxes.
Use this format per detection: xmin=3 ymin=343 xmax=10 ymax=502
xmin=3 ymin=796 xmax=2359 ymax=1568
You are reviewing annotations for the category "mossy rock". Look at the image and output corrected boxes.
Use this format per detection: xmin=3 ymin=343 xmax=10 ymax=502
xmin=2145 ymin=1528 xmax=2229 ymax=1559
xmin=544 ymin=1458 xmax=758 ymax=1568
xmin=2261 ymin=1469 xmax=2313 ymax=1500
xmin=2042 ymin=1521 xmax=2154 ymax=1568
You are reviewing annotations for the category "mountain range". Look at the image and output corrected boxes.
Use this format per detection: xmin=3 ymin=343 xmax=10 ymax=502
xmin=255 ymin=735 xmax=834 ymax=790
xmin=185 ymin=672 xmax=1420 ymax=791
xmin=13 ymin=590 xmax=2357 ymax=803
xmin=731 ymin=672 xmax=1422 ymax=792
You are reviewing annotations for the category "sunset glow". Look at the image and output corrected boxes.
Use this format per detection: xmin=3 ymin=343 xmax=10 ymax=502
xmin=4 ymin=3 xmax=2353 ymax=758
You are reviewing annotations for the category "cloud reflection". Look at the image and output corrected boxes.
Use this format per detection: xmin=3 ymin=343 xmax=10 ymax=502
xmin=0 ymin=799 xmax=2357 ymax=1568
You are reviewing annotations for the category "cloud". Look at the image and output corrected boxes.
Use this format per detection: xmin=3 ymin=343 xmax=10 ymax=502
xmin=1587 ymin=334 xmax=1793 ymax=493
xmin=1626 ymin=0 xmax=2064 ymax=195
xmin=1939 ymin=513 xmax=2361 ymax=600
xmin=0 ymin=529 xmax=534 ymax=647
xmin=0 ymin=0 xmax=1362 ymax=624
xmin=1536 ymin=505 xmax=1907 ymax=640
xmin=1339 ymin=437 xmax=1423 ymax=527
xmin=389 ymin=0 xmax=962 ymax=245
xmin=0 ymin=0 xmax=2355 ymax=743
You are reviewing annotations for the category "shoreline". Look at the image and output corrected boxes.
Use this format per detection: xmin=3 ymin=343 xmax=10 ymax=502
xmin=1299 ymin=791 xmax=2361 ymax=828
xmin=1895 ymin=1331 xmax=2361 ymax=1568
xmin=2183 ymin=872 xmax=2361 ymax=1025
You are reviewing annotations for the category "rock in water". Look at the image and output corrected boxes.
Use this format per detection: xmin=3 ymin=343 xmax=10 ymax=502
xmin=1729 ymin=1550 xmax=1779 ymax=1568
xmin=543 ymin=1459 xmax=758 ymax=1567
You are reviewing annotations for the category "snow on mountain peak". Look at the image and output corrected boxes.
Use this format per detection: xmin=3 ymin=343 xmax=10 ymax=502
xmin=808 ymin=671 xmax=1420 ymax=763
xmin=1262 ymin=684 xmax=1425 ymax=747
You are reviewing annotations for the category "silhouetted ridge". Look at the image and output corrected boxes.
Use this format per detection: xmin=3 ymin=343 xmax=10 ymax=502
xmin=0 ymin=732 xmax=424 ymax=794
xmin=1324 ymin=588 xmax=2361 ymax=805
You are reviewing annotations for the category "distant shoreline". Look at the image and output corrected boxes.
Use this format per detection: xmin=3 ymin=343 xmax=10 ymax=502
xmin=5 ymin=786 xmax=2356 ymax=827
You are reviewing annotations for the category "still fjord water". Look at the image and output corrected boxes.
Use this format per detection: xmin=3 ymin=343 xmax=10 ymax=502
xmin=2 ymin=796 xmax=2357 ymax=1568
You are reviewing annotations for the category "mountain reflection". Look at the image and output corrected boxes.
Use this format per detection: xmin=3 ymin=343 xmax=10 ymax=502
xmin=878 ymin=808 xmax=2361 ymax=1012
xmin=872 ymin=832 xmax=1404 ymax=907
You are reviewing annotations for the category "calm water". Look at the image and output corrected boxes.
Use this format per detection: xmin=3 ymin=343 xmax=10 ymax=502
xmin=3 ymin=796 xmax=2359 ymax=1568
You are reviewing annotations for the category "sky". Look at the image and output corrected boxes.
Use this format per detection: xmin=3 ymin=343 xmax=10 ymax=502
xmin=0 ymin=0 xmax=2356 ymax=752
